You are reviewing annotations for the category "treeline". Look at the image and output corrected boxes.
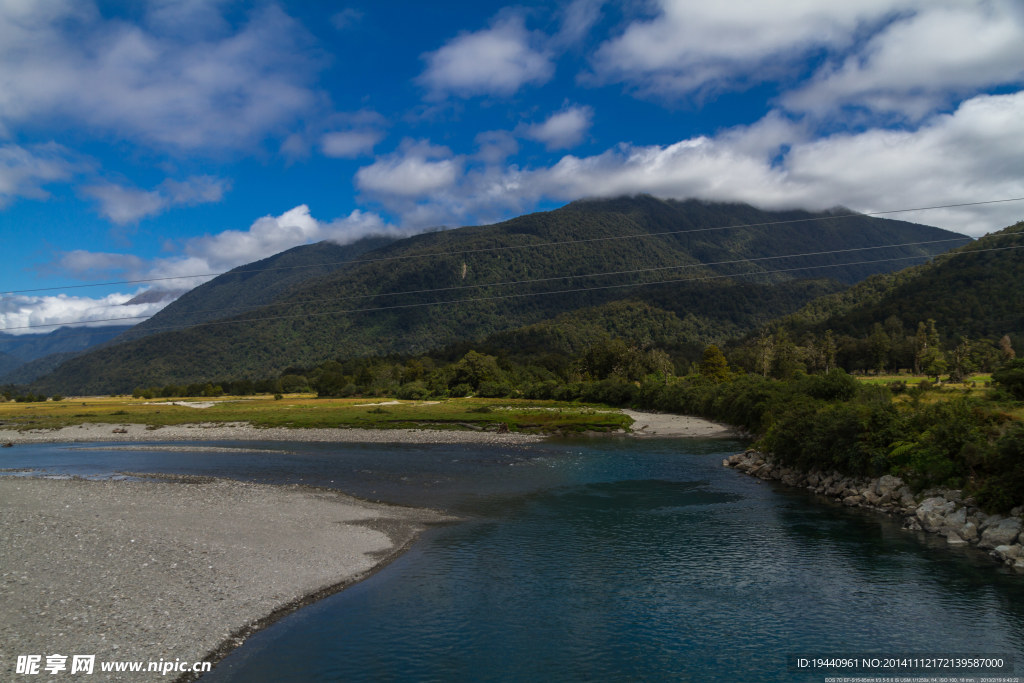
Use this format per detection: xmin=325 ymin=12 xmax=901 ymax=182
xmin=0 ymin=388 xmax=64 ymax=403
xmin=633 ymin=364 xmax=1024 ymax=512
xmin=83 ymin=325 xmax=1024 ymax=514
xmin=726 ymin=318 xmax=1015 ymax=380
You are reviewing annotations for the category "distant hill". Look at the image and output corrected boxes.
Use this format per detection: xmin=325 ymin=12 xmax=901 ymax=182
xmin=33 ymin=196 xmax=969 ymax=394
xmin=120 ymin=235 xmax=397 ymax=340
xmin=0 ymin=325 xmax=134 ymax=362
xmin=0 ymin=325 xmax=135 ymax=387
xmin=0 ymin=350 xmax=21 ymax=378
xmin=1 ymin=351 xmax=81 ymax=385
xmin=774 ymin=220 xmax=1024 ymax=345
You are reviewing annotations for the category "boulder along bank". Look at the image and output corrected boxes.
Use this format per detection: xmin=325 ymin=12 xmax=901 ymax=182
xmin=724 ymin=450 xmax=1024 ymax=573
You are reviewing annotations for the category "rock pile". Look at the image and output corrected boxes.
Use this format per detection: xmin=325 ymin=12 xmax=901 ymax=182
xmin=724 ymin=450 xmax=1024 ymax=572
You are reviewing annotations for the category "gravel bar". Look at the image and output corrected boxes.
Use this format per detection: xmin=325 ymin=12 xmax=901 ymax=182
xmin=0 ymin=477 xmax=451 ymax=681
xmin=0 ymin=421 xmax=543 ymax=445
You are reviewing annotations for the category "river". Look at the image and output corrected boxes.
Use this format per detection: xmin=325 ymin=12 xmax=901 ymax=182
xmin=5 ymin=436 xmax=1023 ymax=681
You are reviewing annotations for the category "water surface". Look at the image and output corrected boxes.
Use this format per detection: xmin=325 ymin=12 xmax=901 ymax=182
xmin=4 ymin=438 xmax=1022 ymax=681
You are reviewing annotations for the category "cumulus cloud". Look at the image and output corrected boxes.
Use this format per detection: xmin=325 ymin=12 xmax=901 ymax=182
xmin=523 ymin=105 xmax=593 ymax=150
xmin=320 ymin=130 xmax=383 ymax=158
xmin=554 ymin=0 xmax=604 ymax=47
xmin=418 ymin=15 xmax=554 ymax=97
xmin=590 ymin=0 xmax=903 ymax=96
xmin=782 ymin=2 xmax=1024 ymax=119
xmin=0 ymin=2 xmax=323 ymax=152
xmin=5 ymin=204 xmax=401 ymax=334
xmin=356 ymin=141 xmax=460 ymax=197
xmin=83 ymin=175 xmax=229 ymax=224
xmin=589 ymin=0 xmax=1024 ymax=117
xmin=359 ymin=92 xmax=1024 ymax=237
xmin=0 ymin=292 xmax=166 ymax=335
xmin=0 ymin=143 xmax=80 ymax=206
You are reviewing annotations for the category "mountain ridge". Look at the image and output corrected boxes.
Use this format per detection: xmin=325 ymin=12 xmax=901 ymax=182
xmin=31 ymin=196 xmax=969 ymax=394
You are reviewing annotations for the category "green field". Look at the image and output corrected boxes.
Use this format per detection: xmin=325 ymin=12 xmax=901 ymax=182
xmin=0 ymin=395 xmax=631 ymax=434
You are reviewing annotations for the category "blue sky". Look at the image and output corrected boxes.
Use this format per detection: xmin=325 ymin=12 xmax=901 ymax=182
xmin=1 ymin=0 xmax=1023 ymax=334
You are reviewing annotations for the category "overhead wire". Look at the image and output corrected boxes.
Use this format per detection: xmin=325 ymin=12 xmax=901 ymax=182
xmin=3 ymin=196 xmax=1021 ymax=295
xmin=0 ymin=234 xmax=980 ymax=332
xmin=5 ymin=239 xmax=1022 ymax=337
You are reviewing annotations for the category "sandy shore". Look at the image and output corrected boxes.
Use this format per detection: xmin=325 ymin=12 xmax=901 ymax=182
xmin=0 ymin=411 xmax=737 ymax=446
xmin=0 ymin=421 xmax=543 ymax=445
xmin=621 ymin=410 xmax=738 ymax=438
xmin=0 ymin=477 xmax=450 ymax=681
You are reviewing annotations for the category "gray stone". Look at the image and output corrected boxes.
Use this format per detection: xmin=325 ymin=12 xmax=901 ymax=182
xmin=978 ymin=517 xmax=1022 ymax=549
xmin=960 ymin=521 xmax=979 ymax=542
xmin=843 ymin=495 xmax=864 ymax=506
xmin=945 ymin=531 xmax=967 ymax=546
xmin=875 ymin=474 xmax=904 ymax=497
xmin=916 ymin=496 xmax=956 ymax=532
xmin=944 ymin=507 xmax=967 ymax=530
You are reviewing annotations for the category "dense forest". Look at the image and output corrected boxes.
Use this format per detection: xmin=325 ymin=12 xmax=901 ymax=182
xmin=30 ymin=196 xmax=965 ymax=394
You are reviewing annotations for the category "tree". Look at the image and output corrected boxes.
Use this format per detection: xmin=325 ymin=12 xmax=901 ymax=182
xmin=920 ymin=346 xmax=947 ymax=382
xmin=913 ymin=321 xmax=928 ymax=374
xmin=949 ymin=336 xmax=973 ymax=383
xmin=822 ymin=330 xmax=837 ymax=372
xmin=699 ymin=344 xmax=730 ymax=382
xmin=868 ymin=323 xmax=891 ymax=374
xmin=450 ymin=351 xmax=504 ymax=391
xmin=993 ymin=359 xmax=1024 ymax=400
xmin=1000 ymin=335 xmax=1017 ymax=362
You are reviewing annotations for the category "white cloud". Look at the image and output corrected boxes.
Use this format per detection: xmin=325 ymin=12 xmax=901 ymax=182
xmin=320 ymin=130 xmax=383 ymax=158
xmin=0 ymin=143 xmax=79 ymax=206
xmin=356 ymin=142 xmax=460 ymax=197
xmin=0 ymin=2 xmax=323 ymax=152
xmin=474 ymin=130 xmax=519 ymax=164
xmin=360 ymin=92 xmax=1024 ymax=237
xmin=0 ymin=291 xmax=166 ymax=335
xmin=782 ymin=2 xmax=1024 ymax=119
xmin=554 ymin=0 xmax=604 ymax=47
xmin=4 ymin=204 xmax=403 ymax=334
xmin=418 ymin=15 xmax=553 ymax=97
xmin=330 ymin=8 xmax=363 ymax=30
xmin=523 ymin=105 xmax=593 ymax=150
xmin=589 ymin=0 xmax=1024 ymax=117
xmin=83 ymin=175 xmax=228 ymax=224
xmin=591 ymin=0 xmax=910 ymax=96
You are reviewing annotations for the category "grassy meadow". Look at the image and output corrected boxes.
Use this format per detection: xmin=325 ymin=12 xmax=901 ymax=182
xmin=0 ymin=395 xmax=631 ymax=434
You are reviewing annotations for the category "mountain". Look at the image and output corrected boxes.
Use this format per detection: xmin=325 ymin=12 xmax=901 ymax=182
xmin=0 ymin=350 xmax=21 ymax=378
xmin=0 ymin=325 xmax=135 ymax=386
xmin=33 ymin=196 xmax=969 ymax=394
xmin=1 ymin=351 xmax=81 ymax=385
xmin=773 ymin=220 xmax=1024 ymax=345
xmin=120 ymin=235 xmax=398 ymax=340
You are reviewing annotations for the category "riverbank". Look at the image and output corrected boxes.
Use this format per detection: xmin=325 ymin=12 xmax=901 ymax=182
xmin=620 ymin=410 xmax=737 ymax=438
xmin=0 ymin=421 xmax=544 ymax=445
xmin=0 ymin=410 xmax=737 ymax=445
xmin=0 ymin=477 xmax=451 ymax=681
xmin=725 ymin=450 xmax=1024 ymax=573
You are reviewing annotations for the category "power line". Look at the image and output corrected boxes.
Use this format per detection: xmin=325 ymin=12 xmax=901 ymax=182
xmin=98 ymin=236 xmax=981 ymax=325
xmin=3 ymin=196 xmax=1019 ymax=296
xmin=115 ymin=244 xmax=1024 ymax=333
xmin=6 ymin=240 xmax=1021 ymax=337
xmin=0 ymin=235 xmax=977 ymax=332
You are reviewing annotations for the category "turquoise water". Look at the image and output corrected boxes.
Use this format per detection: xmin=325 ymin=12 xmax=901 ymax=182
xmin=5 ymin=438 xmax=1023 ymax=680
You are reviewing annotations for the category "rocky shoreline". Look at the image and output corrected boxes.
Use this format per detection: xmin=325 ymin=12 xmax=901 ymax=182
xmin=724 ymin=450 xmax=1024 ymax=572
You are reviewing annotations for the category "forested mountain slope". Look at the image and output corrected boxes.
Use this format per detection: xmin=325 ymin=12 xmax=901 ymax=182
xmin=33 ymin=196 xmax=968 ymax=394
xmin=776 ymin=221 xmax=1024 ymax=344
